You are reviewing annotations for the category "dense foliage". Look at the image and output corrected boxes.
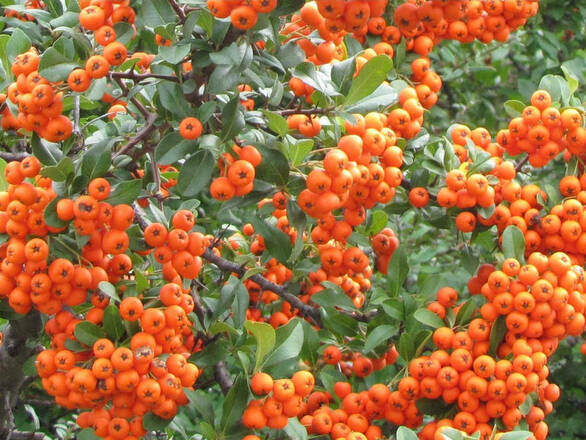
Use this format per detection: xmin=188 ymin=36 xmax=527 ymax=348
xmin=0 ymin=1 xmax=584 ymax=440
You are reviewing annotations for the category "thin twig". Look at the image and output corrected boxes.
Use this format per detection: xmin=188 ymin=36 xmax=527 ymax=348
xmin=515 ymin=155 xmax=529 ymax=172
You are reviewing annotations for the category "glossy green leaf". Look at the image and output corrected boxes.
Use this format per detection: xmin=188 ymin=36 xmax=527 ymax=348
xmin=345 ymin=55 xmax=393 ymax=105
xmin=244 ymin=320 xmax=276 ymax=372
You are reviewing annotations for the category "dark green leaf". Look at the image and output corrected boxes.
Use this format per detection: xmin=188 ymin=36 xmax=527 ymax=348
xmin=256 ymin=147 xmax=289 ymax=185
xmin=44 ymin=197 xmax=68 ymax=228
xmin=220 ymin=376 xmax=248 ymax=431
xmin=81 ymin=141 xmax=112 ymax=179
xmin=156 ymin=132 xmax=197 ymax=165
xmin=107 ymin=179 xmax=142 ymax=205
xmin=40 ymin=157 xmax=74 ymax=182
xmin=103 ymin=305 xmax=125 ymax=341
xmin=364 ymin=324 xmax=395 ymax=353
xmin=142 ymin=413 xmax=172 ymax=431
xmin=250 ymin=215 xmax=292 ymax=263
xmin=489 ymin=315 xmax=507 ymax=356
xmin=221 ymin=96 xmax=246 ymax=141
xmin=387 ymin=245 xmax=408 ymax=296
xmin=264 ymin=319 xmax=304 ymax=368
xmin=73 ymin=321 xmax=107 ymax=346
xmin=415 ymin=398 xmax=453 ymax=416
xmin=175 ymin=149 xmax=215 ymax=197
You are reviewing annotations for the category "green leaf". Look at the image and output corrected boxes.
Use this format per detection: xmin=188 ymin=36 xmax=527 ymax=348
xmin=81 ymin=141 xmax=112 ymax=179
xmin=73 ymin=321 xmax=107 ymax=346
xmin=367 ymin=210 xmax=388 ymax=234
xmin=396 ymin=426 xmax=419 ymax=440
xmin=499 ymin=432 xmax=531 ymax=440
xmin=413 ymin=309 xmax=445 ymax=329
xmin=256 ymin=147 xmax=289 ymax=186
xmin=38 ymin=47 xmax=78 ymax=82
xmin=261 ymin=110 xmax=288 ymax=137
xmin=283 ymin=418 xmax=308 ymax=440
xmin=184 ymin=389 xmax=215 ymax=425
xmin=155 ymin=132 xmax=197 ymax=165
xmin=415 ymin=398 xmax=453 ymax=416
xmin=6 ymin=29 xmax=31 ymax=63
xmin=345 ymin=55 xmax=393 ymax=105
xmin=175 ymin=149 xmax=215 ymax=197
xmin=250 ymin=215 xmax=292 ymax=263
xmin=107 ymin=179 xmax=142 ymax=205
xmin=502 ymin=225 xmax=525 ymax=263
xmin=345 ymin=83 xmax=399 ymax=114
xmin=0 ymin=159 xmax=7 ymax=191
xmin=438 ymin=427 xmax=464 ymax=440
xmin=274 ymin=0 xmax=304 ymax=15
xmin=221 ymin=96 xmax=246 ymax=141
xmin=158 ymin=42 xmax=191 ymax=64
xmin=504 ymin=100 xmax=526 ymax=118
xmin=398 ymin=332 xmax=415 ymax=361
xmin=138 ymin=0 xmax=176 ymax=26
xmin=77 ymin=428 xmax=101 ymax=440
xmin=103 ymin=305 xmax=125 ymax=341
xmin=387 ymin=245 xmax=408 ymax=296
xmin=539 ymin=74 xmax=571 ymax=106
xmin=287 ymin=138 xmax=314 ymax=167
xmin=44 ymin=197 xmax=68 ymax=228
xmin=489 ymin=315 xmax=507 ymax=356
xmin=31 ymin=134 xmax=63 ymax=165
xmin=264 ymin=319 xmax=304 ymax=369
xmin=142 ymin=413 xmax=172 ymax=431
xmin=364 ymin=324 xmax=395 ymax=353
xmin=40 ymin=157 xmax=74 ymax=182
xmin=244 ymin=321 xmax=276 ymax=372
xmin=220 ymin=376 xmax=248 ymax=431
xmin=98 ymin=281 xmax=120 ymax=302
xmin=455 ymin=299 xmax=477 ymax=326
xmin=311 ymin=288 xmax=356 ymax=311
xmin=322 ymin=307 xmax=359 ymax=338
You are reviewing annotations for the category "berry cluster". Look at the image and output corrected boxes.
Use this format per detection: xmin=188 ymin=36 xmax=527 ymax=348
xmin=207 ymin=0 xmax=278 ymax=30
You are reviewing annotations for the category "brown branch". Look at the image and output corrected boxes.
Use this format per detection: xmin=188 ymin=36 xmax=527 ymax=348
xmin=0 ymin=310 xmax=43 ymax=438
xmin=201 ymin=248 xmax=322 ymax=326
xmin=515 ymin=155 xmax=529 ymax=172
xmin=167 ymin=0 xmax=186 ymax=23
xmin=0 ymin=151 xmax=28 ymax=161
xmin=189 ymin=279 xmax=207 ymax=327
xmin=277 ymin=107 xmax=332 ymax=116
xmin=110 ymin=71 xmax=179 ymax=83
xmin=214 ymin=361 xmax=233 ymax=395
xmin=338 ymin=309 xmax=377 ymax=322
